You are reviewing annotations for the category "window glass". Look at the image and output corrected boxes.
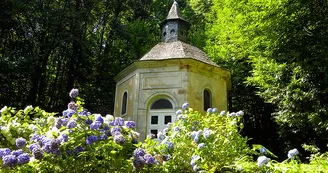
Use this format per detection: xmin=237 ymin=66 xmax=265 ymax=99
xmin=121 ymin=92 xmax=128 ymax=115
xmin=151 ymin=116 xmax=158 ymax=124
xmin=151 ymin=99 xmax=173 ymax=109
xmin=164 ymin=116 xmax=172 ymax=124
xmin=204 ymin=89 xmax=212 ymax=111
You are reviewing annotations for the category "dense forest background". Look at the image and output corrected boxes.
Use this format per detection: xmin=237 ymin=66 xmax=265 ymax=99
xmin=1 ymin=0 xmax=328 ymax=159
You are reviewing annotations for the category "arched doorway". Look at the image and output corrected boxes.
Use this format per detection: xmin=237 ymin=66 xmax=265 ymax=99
xmin=148 ymin=98 xmax=175 ymax=138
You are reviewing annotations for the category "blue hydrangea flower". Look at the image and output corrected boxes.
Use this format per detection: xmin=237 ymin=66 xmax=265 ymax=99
xmin=28 ymin=143 xmax=40 ymax=152
xmin=287 ymin=148 xmax=299 ymax=158
xmin=111 ymin=126 xmax=121 ymax=136
xmin=190 ymin=155 xmax=201 ymax=167
xmin=90 ymin=121 xmax=102 ymax=130
xmin=67 ymin=120 xmax=77 ymax=129
xmin=257 ymin=156 xmax=270 ymax=167
xmin=16 ymin=137 xmax=26 ymax=148
xmin=193 ymin=136 xmax=200 ymax=143
xmin=62 ymin=109 xmax=76 ymax=118
xmin=237 ymin=110 xmax=244 ymax=116
xmin=60 ymin=118 xmax=69 ymax=126
xmin=103 ymin=125 xmax=110 ymax=130
xmin=203 ymin=129 xmax=212 ymax=139
xmin=0 ymin=148 xmax=11 ymax=158
xmin=144 ymin=154 xmax=155 ymax=164
xmin=191 ymin=131 xmax=197 ymax=139
xmin=167 ymin=142 xmax=174 ymax=149
xmin=182 ymin=103 xmax=189 ymax=110
xmin=228 ymin=112 xmax=237 ymax=117
xmin=2 ymin=154 xmax=18 ymax=167
xmin=17 ymin=153 xmax=30 ymax=164
xmin=133 ymin=148 xmax=146 ymax=157
xmin=220 ymin=110 xmax=226 ymax=116
xmin=125 ymin=121 xmax=136 ymax=128
xmin=74 ymin=146 xmax=84 ymax=155
xmin=173 ymin=126 xmax=180 ymax=132
xmin=95 ymin=115 xmax=104 ymax=124
xmin=86 ymin=119 xmax=93 ymax=125
xmin=207 ymin=108 xmax=213 ymax=113
xmin=198 ymin=143 xmax=205 ymax=149
xmin=86 ymin=135 xmax=98 ymax=145
xmin=78 ymin=110 xmax=89 ymax=116
xmin=212 ymin=108 xmax=218 ymax=113
xmin=157 ymin=132 xmax=165 ymax=140
xmin=100 ymin=134 xmax=108 ymax=141
xmin=114 ymin=117 xmax=124 ymax=126
xmin=11 ymin=149 xmax=23 ymax=157
xmin=175 ymin=109 xmax=183 ymax=115
xmin=260 ymin=147 xmax=267 ymax=155
xmin=58 ymin=134 xmax=68 ymax=142
xmin=69 ymin=88 xmax=79 ymax=98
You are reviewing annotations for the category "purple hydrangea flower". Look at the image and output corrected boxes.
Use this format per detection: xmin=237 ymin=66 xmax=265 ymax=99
xmin=207 ymin=108 xmax=213 ymax=113
xmin=69 ymin=88 xmax=79 ymax=98
xmin=198 ymin=143 xmax=205 ymax=149
xmin=191 ymin=131 xmax=197 ymax=140
xmin=114 ymin=134 xmax=126 ymax=144
xmin=95 ymin=115 xmax=104 ymax=124
xmin=212 ymin=108 xmax=218 ymax=113
xmin=125 ymin=121 xmax=136 ymax=128
xmin=182 ymin=103 xmax=189 ymax=110
xmin=257 ymin=156 xmax=270 ymax=167
xmin=133 ymin=148 xmax=146 ymax=157
xmin=2 ymin=154 xmax=18 ymax=167
xmin=67 ymin=101 xmax=78 ymax=110
xmin=86 ymin=135 xmax=98 ymax=145
xmin=144 ymin=154 xmax=155 ymax=164
xmin=220 ymin=110 xmax=226 ymax=116
xmin=28 ymin=143 xmax=40 ymax=152
xmin=193 ymin=165 xmax=198 ymax=172
xmin=0 ymin=148 xmax=11 ymax=158
xmin=114 ymin=117 xmax=124 ymax=126
xmin=111 ymin=126 xmax=121 ymax=136
xmin=174 ymin=126 xmax=180 ymax=132
xmin=103 ymin=125 xmax=110 ymax=130
xmin=193 ymin=136 xmax=200 ymax=143
xmin=78 ymin=110 xmax=89 ymax=116
xmin=67 ymin=120 xmax=77 ymax=129
xmin=32 ymin=148 xmax=44 ymax=160
xmin=17 ymin=153 xmax=30 ymax=164
xmin=288 ymin=148 xmax=299 ymax=158
xmin=16 ymin=137 xmax=26 ymax=148
xmin=60 ymin=118 xmax=69 ymax=126
xmin=133 ymin=156 xmax=145 ymax=170
xmin=62 ymin=109 xmax=76 ymax=118
xmin=228 ymin=112 xmax=236 ymax=117
xmin=90 ymin=121 xmax=102 ymax=130
xmin=163 ymin=128 xmax=168 ymax=134
xmin=86 ymin=119 xmax=93 ymax=125
xmin=11 ymin=149 xmax=23 ymax=157
xmin=176 ymin=109 xmax=183 ymax=115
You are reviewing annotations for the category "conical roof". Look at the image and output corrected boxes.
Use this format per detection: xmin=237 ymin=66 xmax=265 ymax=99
xmin=139 ymin=41 xmax=219 ymax=67
xmin=166 ymin=1 xmax=186 ymax=21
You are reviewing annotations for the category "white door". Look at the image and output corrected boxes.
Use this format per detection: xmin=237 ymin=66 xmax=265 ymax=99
xmin=148 ymin=110 xmax=175 ymax=138
xmin=147 ymin=98 xmax=175 ymax=139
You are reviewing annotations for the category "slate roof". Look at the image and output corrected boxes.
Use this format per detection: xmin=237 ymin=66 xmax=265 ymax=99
xmin=139 ymin=41 xmax=219 ymax=67
xmin=166 ymin=1 xmax=186 ymax=21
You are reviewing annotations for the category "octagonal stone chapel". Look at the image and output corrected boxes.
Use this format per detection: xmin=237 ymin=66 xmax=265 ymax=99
xmin=114 ymin=1 xmax=231 ymax=140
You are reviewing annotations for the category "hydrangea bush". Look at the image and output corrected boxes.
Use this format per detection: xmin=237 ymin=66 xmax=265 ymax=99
xmin=0 ymin=89 xmax=328 ymax=172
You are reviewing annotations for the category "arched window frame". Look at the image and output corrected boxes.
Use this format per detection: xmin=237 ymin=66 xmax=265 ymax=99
xmin=203 ymin=89 xmax=212 ymax=111
xmin=150 ymin=98 xmax=173 ymax=110
xmin=121 ymin=91 xmax=128 ymax=116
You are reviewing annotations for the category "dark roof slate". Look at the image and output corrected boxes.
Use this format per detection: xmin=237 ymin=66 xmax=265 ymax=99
xmin=166 ymin=1 xmax=186 ymax=21
xmin=139 ymin=41 xmax=219 ymax=67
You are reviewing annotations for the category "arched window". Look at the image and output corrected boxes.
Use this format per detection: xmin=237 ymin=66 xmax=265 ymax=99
xmin=150 ymin=98 xmax=173 ymax=109
xmin=170 ymin=29 xmax=175 ymax=35
xmin=204 ymin=89 xmax=212 ymax=111
xmin=121 ymin=91 xmax=128 ymax=115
